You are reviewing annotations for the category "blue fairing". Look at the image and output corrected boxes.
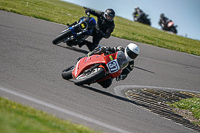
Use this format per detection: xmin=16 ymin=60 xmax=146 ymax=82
xmin=88 ymin=17 xmax=96 ymax=27
xmin=69 ymin=27 xmax=76 ymax=35
xmin=79 ymin=17 xmax=96 ymax=29
xmin=86 ymin=17 xmax=96 ymax=35
xmin=69 ymin=17 xmax=96 ymax=35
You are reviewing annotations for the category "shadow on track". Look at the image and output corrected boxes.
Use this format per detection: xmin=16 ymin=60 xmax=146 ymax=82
xmin=65 ymin=81 xmax=200 ymax=132
xmin=56 ymin=44 xmax=88 ymax=54
xmin=65 ymin=79 xmax=147 ymax=107
xmin=80 ymin=85 xmax=149 ymax=108
xmin=134 ymin=66 xmax=155 ymax=74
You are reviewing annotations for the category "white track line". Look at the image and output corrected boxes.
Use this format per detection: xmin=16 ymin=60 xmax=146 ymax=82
xmin=0 ymin=86 xmax=130 ymax=133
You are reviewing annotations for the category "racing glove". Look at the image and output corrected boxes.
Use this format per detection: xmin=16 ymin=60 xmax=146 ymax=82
xmin=100 ymin=47 xmax=107 ymax=53
xmin=116 ymin=46 xmax=124 ymax=51
xmin=85 ymin=8 xmax=92 ymax=14
xmin=100 ymin=46 xmax=113 ymax=55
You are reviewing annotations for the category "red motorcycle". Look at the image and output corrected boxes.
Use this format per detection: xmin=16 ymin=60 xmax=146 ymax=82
xmin=161 ymin=20 xmax=178 ymax=34
xmin=167 ymin=21 xmax=178 ymax=34
xmin=62 ymin=50 xmax=129 ymax=86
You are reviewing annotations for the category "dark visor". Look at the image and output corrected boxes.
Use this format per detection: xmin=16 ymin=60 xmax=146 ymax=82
xmin=105 ymin=14 xmax=114 ymax=20
xmin=126 ymin=47 xmax=138 ymax=59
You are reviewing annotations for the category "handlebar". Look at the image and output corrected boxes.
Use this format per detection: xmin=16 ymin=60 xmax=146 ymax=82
xmin=83 ymin=6 xmax=90 ymax=17
xmin=83 ymin=6 xmax=88 ymax=10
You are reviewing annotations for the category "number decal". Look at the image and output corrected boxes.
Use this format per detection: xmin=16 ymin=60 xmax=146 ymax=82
xmin=80 ymin=22 xmax=87 ymax=29
xmin=106 ymin=60 xmax=120 ymax=73
xmin=81 ymin=23 xmax=86 ymax=28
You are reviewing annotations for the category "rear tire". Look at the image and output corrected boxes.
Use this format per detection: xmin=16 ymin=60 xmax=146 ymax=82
xmin=74 ymin=67 xmax=105 ymax=85
xmin=52 ymin=30 xmax=72 ymax=45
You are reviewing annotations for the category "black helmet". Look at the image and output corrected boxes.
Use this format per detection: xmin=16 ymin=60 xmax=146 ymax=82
xmin=104 ymin=9 xmax=115 ymax=22
xmin=160 ymin=13 xmax=164 ymax=18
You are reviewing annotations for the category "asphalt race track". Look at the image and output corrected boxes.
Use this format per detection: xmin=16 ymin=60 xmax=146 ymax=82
xmin=0 ymin=10 xmax=200 ymax=133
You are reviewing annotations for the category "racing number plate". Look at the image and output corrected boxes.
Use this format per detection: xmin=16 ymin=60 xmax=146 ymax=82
xmin=106 ymin=59 xmax=120 ymax=73
xmin=80 ymin=22 xmax=87 ymax=29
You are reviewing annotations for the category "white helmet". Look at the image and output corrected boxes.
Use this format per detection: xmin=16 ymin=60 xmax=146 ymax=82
xmin=135 ymin=6 xmax=139 ymax=10
xmin=125 ymin=43 xmax=140 ymax=61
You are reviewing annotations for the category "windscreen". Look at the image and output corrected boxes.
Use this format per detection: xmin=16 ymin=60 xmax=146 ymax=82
xmin=116 ymin=51 xmax=129 ymax=69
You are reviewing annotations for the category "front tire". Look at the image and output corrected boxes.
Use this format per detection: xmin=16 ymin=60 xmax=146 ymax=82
xmin=52 ymin=30 xmax=72 ymax=45
xmin=74 ymin=67 xmax=105 ymax=85
xmin=62 ymin=66 xmax=74 ymax=80
xmin=146 ymin=19 xmax=151 ymax=26
xmin=170 ymin=26 xmax=177 ymax=34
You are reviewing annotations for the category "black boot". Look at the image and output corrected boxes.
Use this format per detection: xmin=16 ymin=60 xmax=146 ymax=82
xmin=86 ymin=44 xmax=97 ymax=51
xmin=79 ymin=40 xmax=90 ymax=48
xmin=98 ymin=78 xmax=113 ymax=88
xmin=78 ymin=42 xmax=85 ymax=48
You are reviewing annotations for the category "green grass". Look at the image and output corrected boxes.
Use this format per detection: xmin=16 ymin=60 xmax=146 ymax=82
xmin=0 ymin=97 xmax=98 ymax=133
xmin=0 ymin=0 xmax=200 ymax=56
xmin=169 ymin=97 xmax=200 ymax=126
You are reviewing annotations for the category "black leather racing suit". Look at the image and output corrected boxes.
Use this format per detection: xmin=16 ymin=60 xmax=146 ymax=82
xmin=158 ymin=16 xmax=169 ymax=30
xmin=133 ymin=9 xmax=145 ymax=22
xmin=79 ymin=9 xmax=115 ymax=51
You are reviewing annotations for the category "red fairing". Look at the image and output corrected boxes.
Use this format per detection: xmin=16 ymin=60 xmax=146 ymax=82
xmin=72 ymin=54 xmax=106 ymax=79
xmin=72 ymin=52 xmax=122 ymax=82
xmin=167 ymin=21 xmax=174 ymax=27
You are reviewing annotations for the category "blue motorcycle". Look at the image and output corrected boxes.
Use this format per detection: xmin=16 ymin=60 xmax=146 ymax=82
xmin=52 ymin=7 xmax=96 ymax=47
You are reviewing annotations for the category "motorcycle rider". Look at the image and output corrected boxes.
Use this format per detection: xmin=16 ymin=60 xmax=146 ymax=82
xmin=158 ymin=13 xmax=170 ymax=30
xmin=132 ymin=6 xmax=145 ymax=22
xmin=78 ymin=8 xmax=115 ymax=51
xmin=78 ymin=43 xmax=140 ymax=88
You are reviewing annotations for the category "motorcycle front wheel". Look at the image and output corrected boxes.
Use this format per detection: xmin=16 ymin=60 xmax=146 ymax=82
xmin=145 ymin=19 xmax=151 ymax=26
xmin=169 ymin=26 xmax=177 ymax=34
xmin=52 ymin=29 xmax=72 ymax=45
xmin=74 ymin=67 xmax=105 ymax=85
xmin=62 ymin=66 xmax=74 ymax=80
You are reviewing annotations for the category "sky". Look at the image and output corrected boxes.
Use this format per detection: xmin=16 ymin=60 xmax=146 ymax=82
xmin=62 ymin=0 xmax=200 ymax=41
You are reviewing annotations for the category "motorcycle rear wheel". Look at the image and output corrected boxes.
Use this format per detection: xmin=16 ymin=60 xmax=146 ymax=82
xmin=52 ymin=30 xmax=72 ymax=45
xmin=74 ymin=67 xmax=105 ymax=85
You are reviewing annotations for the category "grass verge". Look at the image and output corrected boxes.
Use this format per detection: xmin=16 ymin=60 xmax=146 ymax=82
xmin=0 ymin=97 xmax=98 ymax=133
xmin=169 ymin=97 xmax=200 ymax=126
xmin=0 ymin=0 xmax=200 ymax=56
